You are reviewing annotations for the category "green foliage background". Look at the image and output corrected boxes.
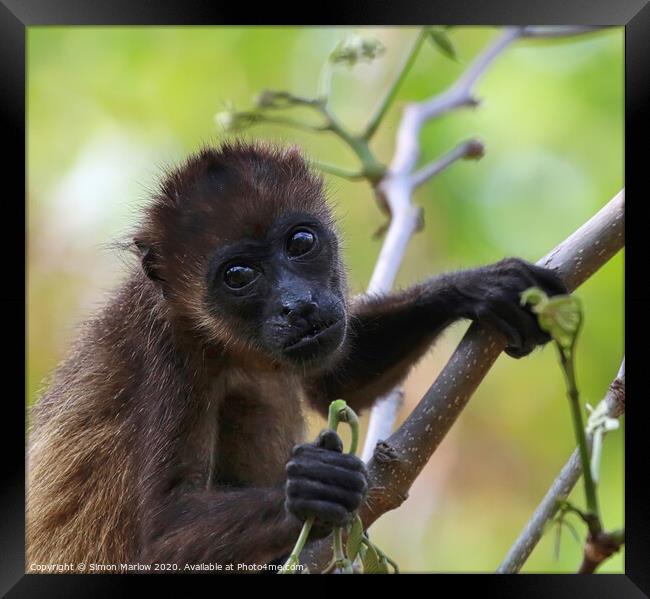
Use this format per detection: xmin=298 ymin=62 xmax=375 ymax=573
xmin=27 ymin=26 xmax=624 ymax=573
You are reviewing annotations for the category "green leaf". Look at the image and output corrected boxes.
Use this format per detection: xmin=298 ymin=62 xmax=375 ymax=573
xmin=346 ymin=516 xmax=364 ymax=560
xmin=358 ymin=543 xmax=368 ymax=561
xmin=428 ymin=27 xmax=458 ymax=62
xmin=554 ymin=516 xmax=563 ymax=560
xmin=520 ymin=286 xmax=549 ymax=310
xmin=521 ymin=287 xmax=582 ymax=351
xmin=538 ymin=295 xmax=583 ymax=350
xmin=561 ymin=518 xmax=582 ymax=545
xmin=329 ymin=33 xmax=385 ymax=67
xmin=361 ymin=542 xmax=382 ymax=574
xmin=542 ymin=515 xmax=558 ymax=538
xmin=377 ymin=555 xmax=390 ymax=574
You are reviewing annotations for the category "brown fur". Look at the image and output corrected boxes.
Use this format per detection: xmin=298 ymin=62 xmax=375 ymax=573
xmin=27 ymin=141 xmax=458 ymax=570
xmin=27 ymin=142 xmax=336 ymax=569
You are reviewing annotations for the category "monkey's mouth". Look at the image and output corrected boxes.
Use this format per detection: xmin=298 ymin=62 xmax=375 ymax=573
xmin=282 ymin=318 xmax=345 ymax=359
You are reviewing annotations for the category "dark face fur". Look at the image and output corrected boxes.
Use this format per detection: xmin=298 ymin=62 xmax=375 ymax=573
xmin=206 ymin=211 xmax=347 ymax=365
xmin=134 ymin=141 xmax=349 ymax=368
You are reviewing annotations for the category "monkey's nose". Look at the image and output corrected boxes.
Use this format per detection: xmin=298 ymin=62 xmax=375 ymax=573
xmin=281 ymin=300 xmax=318 ymax=321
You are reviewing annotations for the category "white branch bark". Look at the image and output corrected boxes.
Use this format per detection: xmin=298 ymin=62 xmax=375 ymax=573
xmin=361 ymin=25 xmax=601 ymax=463
xmin=360 ymin=27 xmax=525 ymax=461
xmin=360 ymin=25 xmax=608 ymax=464
xmin=521 ymin=26 xmax=603 ymax=39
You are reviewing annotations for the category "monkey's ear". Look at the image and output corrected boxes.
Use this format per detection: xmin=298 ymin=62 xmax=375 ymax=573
xmin=133 ymin=238 xmax=165 ymax=284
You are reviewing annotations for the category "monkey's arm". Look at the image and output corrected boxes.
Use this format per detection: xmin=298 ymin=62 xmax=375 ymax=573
xmin=139 ymin=486 xmax=303 ymax=567
xmin=138 ymin=435 xmax=366 ymax=568
xmin=307 ymin=258 xmax=566 ymax=415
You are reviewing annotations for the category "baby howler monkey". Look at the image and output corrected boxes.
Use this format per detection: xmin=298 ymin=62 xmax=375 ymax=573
xmin=27 ymin=141 xmax=566 ymax=570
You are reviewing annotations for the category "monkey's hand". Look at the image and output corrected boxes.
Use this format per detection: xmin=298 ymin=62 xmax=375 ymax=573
xmin=451 ymin=257 xmax=568 ymax=359
xmin=285 ymin=429 xmax=368 ymax=538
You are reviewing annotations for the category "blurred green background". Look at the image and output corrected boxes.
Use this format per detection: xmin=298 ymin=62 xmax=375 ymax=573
xmin=27 ymin=26 xmax=624 ymax=573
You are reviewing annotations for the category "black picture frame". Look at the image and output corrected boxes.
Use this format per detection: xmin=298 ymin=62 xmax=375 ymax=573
xmin=4 ymin=1 xmax=648 ymax=595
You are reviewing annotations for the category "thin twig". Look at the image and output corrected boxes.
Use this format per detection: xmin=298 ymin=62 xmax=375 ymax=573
xmin=313 ymin=161 xmax=366 ymax=181
xmin=362 ymin=29 xmax=429 ymax=141
xmin=521 ymin=26 xmax=603 ymax=39
xmin=578 ymin=527 xmax=624 ymax=573
xmin=497 ymin=358 xmax=625 ymax=573
xmin=411 ymin=139 xmax=484 ymax=189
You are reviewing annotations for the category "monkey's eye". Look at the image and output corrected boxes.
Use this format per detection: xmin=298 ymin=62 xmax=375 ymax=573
xmin=286 ymin=229 xmax=316 ymax=258
xmin=223 ymin=265 xmax=259 ymax=289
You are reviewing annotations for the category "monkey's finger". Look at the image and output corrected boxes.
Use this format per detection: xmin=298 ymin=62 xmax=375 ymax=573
xmin=498 ymin=308 xmax=549 ymax=358
xmin=475 ymin=305 xmax=523 ymax=350
xmin=289 ymin=466 xmax=367 ymax=496
xmin=498 ymin=294 xmax=552 ymax=346
xmin=524 ymin=263 xmax=568 ymax=297
xmin=291 ymin=446 xmax=366 ymax=472
xmin=493 ymin=303 xmax=546 ymax=358
xmin=286 ymin=459 xmax=367 ymax=492
xmin=314 ymin=429 xmax=343 ymax=453
xmin=286 ymin=478 xmax=364 ymax=512
xmin=505 ymin=345 xmax=533 ymax=359
xmin=291 ymin=432 xmax=344 ymax=457
xmin=287 ymin=498 xmax=351 ymax=527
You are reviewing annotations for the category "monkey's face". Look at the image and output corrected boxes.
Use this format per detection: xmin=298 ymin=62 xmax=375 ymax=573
xmin=205 ymin=212 xmax=348 ymax=368
xmin=136 ymin=142 xmax=349 ymax=368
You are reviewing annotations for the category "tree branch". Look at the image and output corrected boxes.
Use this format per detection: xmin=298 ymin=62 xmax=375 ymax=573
xmin=313 ymin=161 xmax=366 ymax=181
xmin=359 ymin=28 xmax=523 ymax=459
xmin=388 ymin=26 xmax=522 ymax=180
xmin=521 ymin=26 xmax=603 ymax=39
xmin=497 ymin=358 xmax=625 ymax=573
xmin=305 ymin=189 xmax=624 ymax=571
xmin=362 ymin=29 xmax=429 ymax=141
xmin=360 ymin=24 xmax=601 ymax=462
xmin=411 ymin=139 xmax=484 ymax=189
